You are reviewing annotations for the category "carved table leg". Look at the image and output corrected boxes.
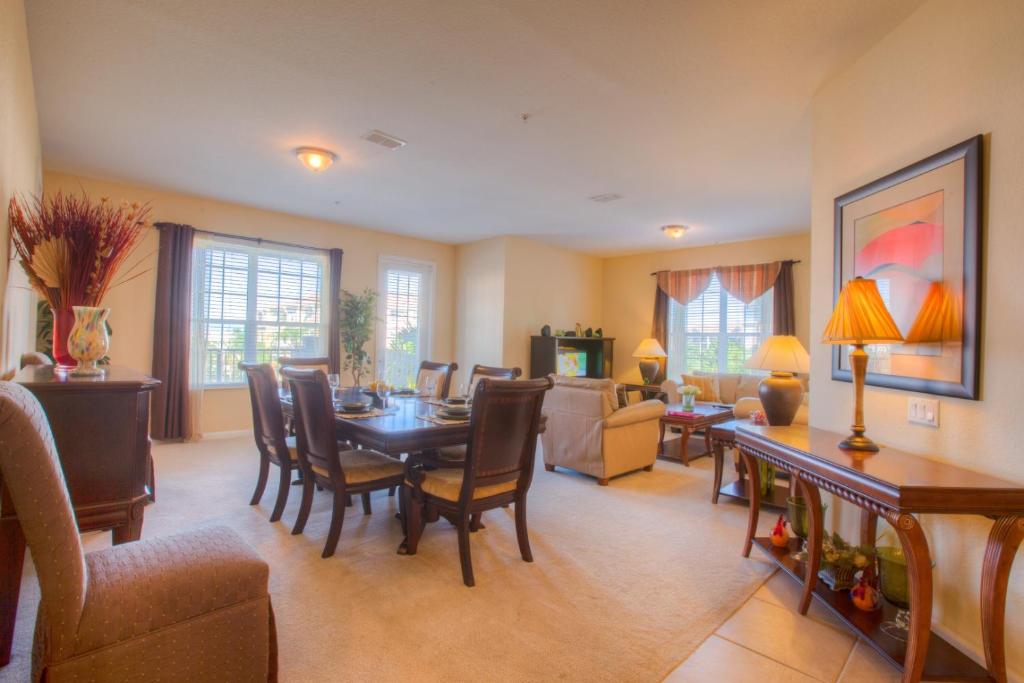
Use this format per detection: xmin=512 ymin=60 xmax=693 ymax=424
xmin=860 ymin=508 xmax=878 ymax=547
xmin=884 ymin=512 xmax=933 ymax=683
xmin=712 ymin=439 xmax=725 ymax=504
xmin=796 ymin=477 xmax=823 ymax=615
xmin=681 ymin=426 xmax=692 ymax=466
xmin=0 ymin=514 xmax=25 ymax=667
xmin=739 ymin=448 xmax=761 ymax=558
xmin=981 ymin=516 xmax=1024 ymax=683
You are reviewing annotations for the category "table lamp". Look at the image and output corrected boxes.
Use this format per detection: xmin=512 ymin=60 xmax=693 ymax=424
xmin=904 ymin=281 xmax=962 ymax=344
xmin=822 ymin=276 xmax=904 ymax=452
xmin=744 ymin=335 xmax=810 ymax=425
xmin=632 ymin=338 xmax=667 ymax=385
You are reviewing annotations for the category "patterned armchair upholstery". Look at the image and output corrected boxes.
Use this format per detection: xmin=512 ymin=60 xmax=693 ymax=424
xmin=540 ymin=375 xmax=665 ymax=485
xmin=0 ymin=382 xmax=277 ymax=682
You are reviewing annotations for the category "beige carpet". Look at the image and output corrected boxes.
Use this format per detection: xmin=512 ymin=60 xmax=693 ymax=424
xmin=1 ymin=435 xmax=774 ymax=682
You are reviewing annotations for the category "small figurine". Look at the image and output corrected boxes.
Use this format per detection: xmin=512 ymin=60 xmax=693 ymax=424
xmin=595 ymin=328 xmax=603 ymax=337
xmin=770 ymin=514 xmax=789 ymax=548
xmin=584 ymin=327 xmax=593 ymax=337
xmin=541 ymin=324 xmax=551 ymax=337
xmin=575 ymin=322 xmax=583 ymax=337
xmin=851 ymin=575 xmax=880 ymax=611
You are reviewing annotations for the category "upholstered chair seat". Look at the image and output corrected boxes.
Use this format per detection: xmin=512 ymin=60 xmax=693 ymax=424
xmin=411 ymin=468 xmax=517 ymax=502
xmin=0 ymin=381 xmax=277 ymax=682
xmin=309 ymin=449 xmax=404 ymax=485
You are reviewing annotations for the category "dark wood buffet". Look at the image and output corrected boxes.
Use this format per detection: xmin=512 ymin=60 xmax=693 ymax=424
xmin=1 ymin=365 xmax=159 ymax=665
xmin=737 ymin=424 xmax=1024 ymax=683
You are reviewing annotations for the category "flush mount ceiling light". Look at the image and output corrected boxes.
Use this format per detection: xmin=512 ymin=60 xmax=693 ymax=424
xmin=661 ymin=224 xmax=689 ymax=239
xmin=295 ymin=147 xmax=336 ymax=172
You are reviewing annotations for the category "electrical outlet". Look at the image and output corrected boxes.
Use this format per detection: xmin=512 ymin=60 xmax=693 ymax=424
xmin=907 ymin=397 xmax=939 ymax=427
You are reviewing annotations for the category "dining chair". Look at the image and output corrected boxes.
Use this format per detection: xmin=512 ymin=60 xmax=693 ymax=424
xmin=404 ymin=376 xmax=552 ymax=586
xmin=0 ymin=381 xmax=278 ymax=681
xmin=278 ymin=355 xmax=331 ymax=377
xmin=416 ymin=360 xmax=457 ymax=398
xmin=466 ymin=364 xmax=522 ymax=396
xmin=240 ymin=362 xmax=303 ymax=522
xmin=283 ymin=367 xmax=405 ymax=558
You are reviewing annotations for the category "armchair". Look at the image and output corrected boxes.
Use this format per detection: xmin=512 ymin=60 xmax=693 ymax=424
xmin=0 ymin=381 xmax=277 ymax=682
xmin=541 ymin=375 xmax=665 ymax=485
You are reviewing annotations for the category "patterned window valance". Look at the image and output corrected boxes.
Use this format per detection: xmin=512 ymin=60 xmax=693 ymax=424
xmin=656 ymin=261 xmax=783 ymax=306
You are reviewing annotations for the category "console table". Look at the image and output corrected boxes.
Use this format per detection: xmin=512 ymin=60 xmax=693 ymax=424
xmin=737 ymin=425 xmax=1024 ymax=683
xmin=1 ymin=365 xmax=159 ymax=666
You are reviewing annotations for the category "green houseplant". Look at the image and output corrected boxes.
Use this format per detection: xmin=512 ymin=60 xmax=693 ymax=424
xmin=339 ymin=288 xmax=377 ymax=386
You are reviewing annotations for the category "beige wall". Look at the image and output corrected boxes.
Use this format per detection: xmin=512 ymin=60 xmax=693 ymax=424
xmin=43 ymin=170 xmax=456 ymax=434
xmin=502 ymin=236 xmax=603 ymax=376
xmin=0 ymin=0 xmax=42 ymax=368
xmin=602 ymin=233 xmax=811 ymax=384
xmin=810 ymin=0 xmax=1024 ymax=676
xmin=454 ymin=237 xmax=506 ymax=385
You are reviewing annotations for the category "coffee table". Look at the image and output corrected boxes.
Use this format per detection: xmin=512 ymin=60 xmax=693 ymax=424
xmin=658 ymin=403 xmax=733 ymax=466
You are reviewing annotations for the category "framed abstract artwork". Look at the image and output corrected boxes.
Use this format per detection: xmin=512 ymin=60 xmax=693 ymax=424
xmin=832 ymin=135 xmax=982 ymax=399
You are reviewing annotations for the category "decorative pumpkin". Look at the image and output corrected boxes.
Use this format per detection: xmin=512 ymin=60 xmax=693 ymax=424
xmin=770 ymin=514 xmax=789 ymax=548
xmin=851 ymin=576 xmax=880 ymax=611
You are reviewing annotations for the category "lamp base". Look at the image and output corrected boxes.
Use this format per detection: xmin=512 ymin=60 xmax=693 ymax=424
xmin=758 ymin=372 xmax=803 ymax=426
xmin=638 ymin=359 xmax=660 ymax=385
xmin=838 ymin=433 xmax=880 ymax=453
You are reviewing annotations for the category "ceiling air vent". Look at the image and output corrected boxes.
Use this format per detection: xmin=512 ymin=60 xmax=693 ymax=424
xmin=589 ymin=193 xmax=622 ymax=203
xmin=362 ymin=130 xmax=407 ymax=150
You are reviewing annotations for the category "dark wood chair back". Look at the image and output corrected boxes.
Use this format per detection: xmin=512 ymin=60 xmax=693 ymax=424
xmin=240 ymin=362 xmax=291 ymax=466
xmin=278 ymin=355 xmax=331 ymax=374
xmin=417 ymin=360 xmax=458 ymax=398
xmin=467 ymin=364 xmax=522 ymax=396
xmin=460 ymin=377 xmax=552 ymax=502
xmin=282 ymin=367 xmax=342 ymax=481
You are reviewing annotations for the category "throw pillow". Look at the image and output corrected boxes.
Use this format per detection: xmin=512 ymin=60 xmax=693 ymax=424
xmin=681 ymin=374 xmax=719 ymax=403
xmin=615 ymin=384 xmax=630 ymax=409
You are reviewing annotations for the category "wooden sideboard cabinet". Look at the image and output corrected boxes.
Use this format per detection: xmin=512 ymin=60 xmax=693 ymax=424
xmin=0 ymin=365 xmax=159 ymax=665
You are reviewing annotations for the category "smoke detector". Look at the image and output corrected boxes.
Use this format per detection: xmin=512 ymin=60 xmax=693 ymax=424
xmin=589 ymin=193 xmax=623 ymax=203
xmin=362 ymin=130 xmax=407 ymax=150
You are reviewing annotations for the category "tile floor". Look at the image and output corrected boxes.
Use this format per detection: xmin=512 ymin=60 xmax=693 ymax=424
xmin=666 ymin=571 xmax=902 ymax=682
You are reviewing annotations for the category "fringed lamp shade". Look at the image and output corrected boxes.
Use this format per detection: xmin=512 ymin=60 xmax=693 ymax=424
xmin=904 ymin=281 xmax=962 ymax=343
xmin=822 ymin=277 xmax=904 ymax=345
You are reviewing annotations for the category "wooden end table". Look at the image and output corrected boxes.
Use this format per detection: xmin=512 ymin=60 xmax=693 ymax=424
xmin=619 ymin=382 xmax=665 ymax=402
xmin=658 ymin=403 xmax=733 ymax=466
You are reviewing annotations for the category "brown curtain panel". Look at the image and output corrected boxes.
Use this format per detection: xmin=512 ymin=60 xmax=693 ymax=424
xmin=151 ymin=223 xmax=194 ymax=440
xmin=716 ymin=261 xmax=782 ymax=304
xmin=327 ymin=248 xmax=344 ymax=374
xmin=651 ymin=286 xmax=670 ymax=383
xmin=772 ymin=259 xmax=796 ymax=335
xmin=656 ymin=268 xmax=714 ymax=306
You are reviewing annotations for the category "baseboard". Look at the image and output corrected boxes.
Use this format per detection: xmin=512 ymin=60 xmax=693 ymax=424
xmin=199 ymin=429 xmax=250 ymax=440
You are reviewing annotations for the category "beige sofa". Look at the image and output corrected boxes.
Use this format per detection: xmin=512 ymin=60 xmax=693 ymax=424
xmin=541 ymin=375 xmax=665 ymax=485
xmin=661 ymin=371 xmax=809 ymax=422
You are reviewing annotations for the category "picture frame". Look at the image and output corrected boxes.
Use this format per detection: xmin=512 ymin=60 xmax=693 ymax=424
xmin=832 ymin=135 xmax=982 ymax=399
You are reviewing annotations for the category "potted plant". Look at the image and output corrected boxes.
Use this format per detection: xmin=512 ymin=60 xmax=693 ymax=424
xmin=338 ymin=287 xmax=377 ymax=387
xmin=8 ymin=192 xmax=149 ymax=370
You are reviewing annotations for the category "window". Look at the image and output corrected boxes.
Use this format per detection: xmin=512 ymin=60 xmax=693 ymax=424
xmin=191 ymin=235 xmax=329 ymax=386
xmin=666 ymin=273 xmax=773 ymax=378
xmin=377 ymin=256 xmax=434 ymax=389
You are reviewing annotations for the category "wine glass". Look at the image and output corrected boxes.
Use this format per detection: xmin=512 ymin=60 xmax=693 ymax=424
xmin=376 ymin=381 xmax=392 ymax=410
xmin=327 ymin=373 xmax=340 ymax=401
xmin=422 ymin=377 xmax=436 ymax=398
xmin=877 ymin=546 xmax=910 ymax=641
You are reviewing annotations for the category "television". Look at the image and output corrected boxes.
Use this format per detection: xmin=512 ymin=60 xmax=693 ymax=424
xmin=556 ymin=349 xmax=588 ymax=377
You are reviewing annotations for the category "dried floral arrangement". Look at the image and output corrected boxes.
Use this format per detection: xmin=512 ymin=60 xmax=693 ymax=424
xmin=8 ymin=192 xmax=152 ymax=309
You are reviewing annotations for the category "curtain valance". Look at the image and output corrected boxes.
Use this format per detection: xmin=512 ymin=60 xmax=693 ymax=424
xmin=656 ymin=260 xmax=783 ymax=306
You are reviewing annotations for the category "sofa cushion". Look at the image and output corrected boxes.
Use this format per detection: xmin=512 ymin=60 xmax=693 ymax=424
xmin=736 ymin=374 xmax=762 ymax=400
xmin=705 ymin=372 xmax=740 ymax=403
xmin=682 ymin=374 xmax=719 ymax=403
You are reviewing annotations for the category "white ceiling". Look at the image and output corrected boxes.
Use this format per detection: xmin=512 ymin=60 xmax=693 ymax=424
xmin=25 ymin=0 xmax=923 ymax=255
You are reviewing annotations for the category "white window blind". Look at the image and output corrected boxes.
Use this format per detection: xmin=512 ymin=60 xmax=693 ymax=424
xmin=191 ymin=236 xmax=328 ymax=386
xmin=666 ymin=273 xmax=773 ymax=379
xmin=377 ymin=257 xmax=434 ymax=388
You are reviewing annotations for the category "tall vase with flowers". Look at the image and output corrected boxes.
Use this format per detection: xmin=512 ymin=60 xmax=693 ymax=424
xmin=8 ymin=192 xmax=150 ymax=371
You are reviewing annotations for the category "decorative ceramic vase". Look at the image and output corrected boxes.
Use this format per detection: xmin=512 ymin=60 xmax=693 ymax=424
xmin=51 ymin=306 xmax=77 ymax=370
xmin=68 ymin=306 xmax=110 ymax=376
